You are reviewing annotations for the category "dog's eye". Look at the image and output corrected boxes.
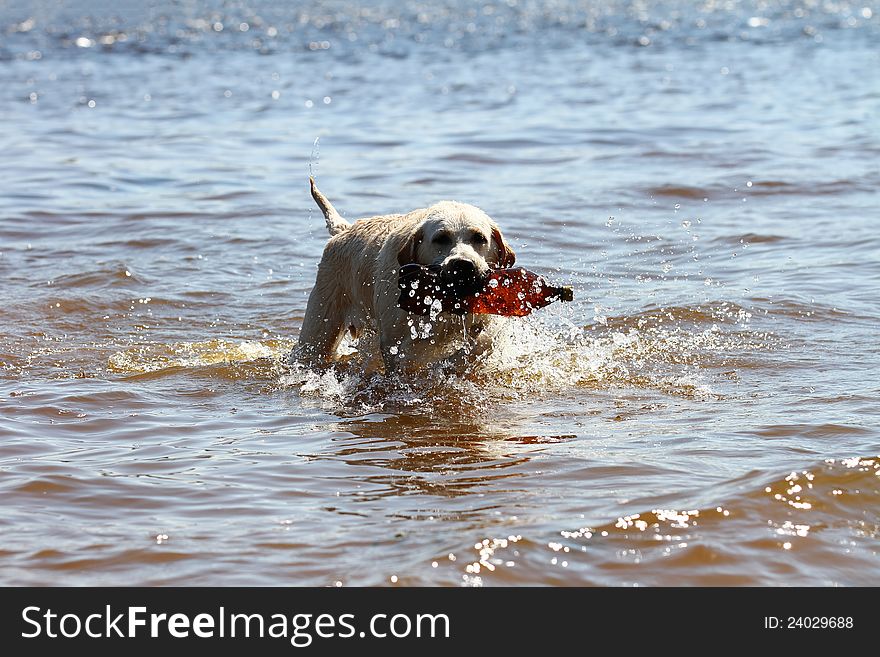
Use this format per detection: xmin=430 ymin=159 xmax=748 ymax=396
xmin=471 ymin=232 xmax=488 ymax=245
xmin=432 ymin=232 xmax=452 ymax=245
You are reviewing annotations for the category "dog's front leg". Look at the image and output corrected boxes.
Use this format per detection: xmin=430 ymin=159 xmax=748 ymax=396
xmin=437 ymin=316 xmax=496 ymax=372
xmin=378 ymin=313 xmax=414 ymax=375
xmin=295 ymin=282 xmax=347 ymax=367
xmin=378 ymin=310 xmax=445 ymax=374
xmin=467 ymin=320 xmax=497 ymax=360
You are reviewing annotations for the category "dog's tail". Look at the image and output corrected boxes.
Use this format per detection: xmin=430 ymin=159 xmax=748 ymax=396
xmin=310 ymin=177 xmax=350 ymax=236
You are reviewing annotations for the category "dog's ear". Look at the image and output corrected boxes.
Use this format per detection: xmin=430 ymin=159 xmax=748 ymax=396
xmin=491 ymin=227 xmax=516 ymax=269
xmin=397 ymin=226 xmax=425 ymax=266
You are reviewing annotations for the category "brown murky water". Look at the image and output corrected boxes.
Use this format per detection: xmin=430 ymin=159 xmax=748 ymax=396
xmin=1 ymin=1 xmax=879 ymax=585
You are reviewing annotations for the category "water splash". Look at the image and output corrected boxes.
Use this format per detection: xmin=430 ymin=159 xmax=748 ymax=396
xmin=277 ymin=299 xmax=773 ymax=412
xmin=101 ymin=298 xmax=774 ymax=410
xmin=107 ymin=338 xmax=292 ymax=375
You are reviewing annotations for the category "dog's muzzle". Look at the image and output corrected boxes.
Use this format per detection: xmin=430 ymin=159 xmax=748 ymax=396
xmin=439 ymin=258 xmax=486 ymax=299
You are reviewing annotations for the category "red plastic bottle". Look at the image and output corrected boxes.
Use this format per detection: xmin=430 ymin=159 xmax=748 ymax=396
xmin=397 ymin=264 xmax=572 ymax=317
xmin=464 ymin=267 xmax=573 ymax=317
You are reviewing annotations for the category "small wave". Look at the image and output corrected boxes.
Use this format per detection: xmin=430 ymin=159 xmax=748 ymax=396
xmin=48 ymin=264 xmax=146 ymax=289
xmin=441 ymin=152 xmax=578 ymax=166
xmin=746 ymin=179 xmax=872 ymax=197
xmin=747 ymin=297 xmax=872 ymax=323
xmin=640 ymin=178 xmax=875 ymax=203
xmin=584 ymin=455 xmax=880 ymax=551
xmin=646 ymin=185 xmax=709 ymax=199
xmin=93 ymin=237 xmax=179 ymax=250
xmin=108 ymin=339 xmax=293 ymax=377
xmin=457 ymin=456 xmax=880 ymax=585
xmin=598 ymin=301 xmax=754 ymax=330
xmin=710 ymin=233 xmax=787 ymax=246
xmin=198 ymin=190 xmax=257 ymax=201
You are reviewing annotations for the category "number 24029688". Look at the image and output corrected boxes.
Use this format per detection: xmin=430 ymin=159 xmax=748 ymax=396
xmin=764 ymin=617 xmax=853 ymax=629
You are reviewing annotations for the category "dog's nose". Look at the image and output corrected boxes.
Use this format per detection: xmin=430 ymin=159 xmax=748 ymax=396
xmin=443 ymin=258 xmax=478 ymax=282
xmin=440 ymin=258 xmax=485 ymax=299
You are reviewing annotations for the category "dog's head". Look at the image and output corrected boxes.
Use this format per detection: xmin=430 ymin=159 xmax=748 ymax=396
xmin=397 ymin=202 xmax=515 ymax=298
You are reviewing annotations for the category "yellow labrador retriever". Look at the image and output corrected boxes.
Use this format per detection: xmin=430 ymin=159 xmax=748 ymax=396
xmin=295 ymin=178 xmax=516 ymax=373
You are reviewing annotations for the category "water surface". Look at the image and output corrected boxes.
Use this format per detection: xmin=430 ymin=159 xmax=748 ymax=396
xmin=1 ymin=0 xmax=879 ymax=586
